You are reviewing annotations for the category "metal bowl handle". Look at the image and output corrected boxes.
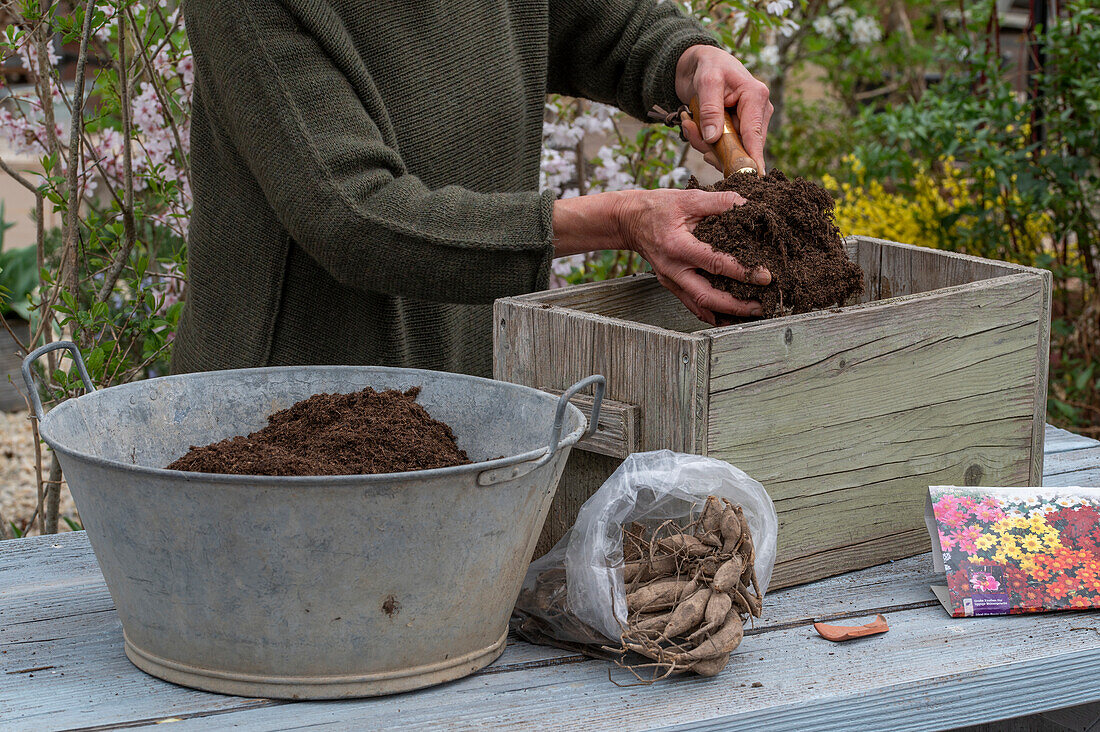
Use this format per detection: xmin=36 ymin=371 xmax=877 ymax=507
xmin=476 ymin=375 xmax=605 ymax=487
xmin=540 ymin=375 xmax=605 ymax=467
xmin=21 ymin=341 xmax=96 ymax=422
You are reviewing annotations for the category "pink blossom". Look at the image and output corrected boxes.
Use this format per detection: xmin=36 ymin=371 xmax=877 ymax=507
xmin=973 ymin=504 xmax=1005 ymax=524
xmin=934 ymin=494 xmax=961 ymax=514
xmin=94 ymin=7 xmax=118 ymax=42
xmin=133 ymin=83 xmax=164 ymax=135
xmin=937 ymin=507 xmax=967 ymax=529
xmin=177 ymin=54 xmax=195 ymax=90
xmin=948 ymin=524 xmax=983 ymax=555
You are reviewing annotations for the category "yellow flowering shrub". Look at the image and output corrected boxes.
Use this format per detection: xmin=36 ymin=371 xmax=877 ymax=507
xmin=822 ymin=155 xmax=1053 ymax=263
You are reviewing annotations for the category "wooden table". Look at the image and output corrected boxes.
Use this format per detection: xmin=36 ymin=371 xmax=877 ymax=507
xmin=2 ymin=425 xmax=1099 ymax=731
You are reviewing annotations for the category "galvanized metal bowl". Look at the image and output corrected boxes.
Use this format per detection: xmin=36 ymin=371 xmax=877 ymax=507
xmin=23 ymin=342 xmax=603 ymax=699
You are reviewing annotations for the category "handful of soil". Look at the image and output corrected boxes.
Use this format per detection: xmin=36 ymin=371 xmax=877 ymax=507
xmin=167 ymin=386 xmax=472 ymax=476
xmin=690 ymin=169 xmax=864 ymax=317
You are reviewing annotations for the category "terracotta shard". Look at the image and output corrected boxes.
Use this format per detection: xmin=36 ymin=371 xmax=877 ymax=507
xmin=813 ymin=614 xmax=889 ymax=642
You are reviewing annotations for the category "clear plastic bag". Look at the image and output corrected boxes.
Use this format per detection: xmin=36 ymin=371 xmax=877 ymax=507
xmin=513 ymin=450 xmax=778 ymax=645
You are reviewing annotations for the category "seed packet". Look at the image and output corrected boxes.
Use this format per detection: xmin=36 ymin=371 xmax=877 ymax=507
xmin=926 ymin=486 xmax=1100 ymax=617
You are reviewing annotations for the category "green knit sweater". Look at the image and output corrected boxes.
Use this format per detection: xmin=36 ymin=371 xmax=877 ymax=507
xmin=171 ymin=0 xmax=717 ymax=377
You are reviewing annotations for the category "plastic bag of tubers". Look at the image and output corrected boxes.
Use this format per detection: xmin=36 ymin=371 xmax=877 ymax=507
xmin=513 ymin=450 xmax=778 ymax=678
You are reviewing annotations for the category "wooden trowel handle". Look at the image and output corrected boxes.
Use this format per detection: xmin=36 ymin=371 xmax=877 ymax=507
xmin=689 ymin=96 xmax=758 ymax=177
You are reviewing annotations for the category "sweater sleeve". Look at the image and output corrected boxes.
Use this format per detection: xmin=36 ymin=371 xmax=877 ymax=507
xmin=183 ymin=0 xmax=555 ymax=305
xmin=547 ymin=0 xmax=721 ymax=120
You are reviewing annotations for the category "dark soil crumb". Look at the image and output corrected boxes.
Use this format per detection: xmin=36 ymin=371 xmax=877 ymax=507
xmin=167 ymin=387 xmax=472 ymax=476
xmin=688 ymin=170 xmax=864 ymax=318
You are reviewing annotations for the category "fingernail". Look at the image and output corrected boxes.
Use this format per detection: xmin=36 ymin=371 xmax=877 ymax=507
xmin=703 ymin=125 xmax=717 ymax=140
xmin=754 ymin=268 xmax=772 ymax=286
xmin=751 ymin=304 xmax=764 ymax=316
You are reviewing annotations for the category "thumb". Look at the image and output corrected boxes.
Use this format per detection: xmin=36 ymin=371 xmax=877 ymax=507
xmin=686 ymin=190 xmax=745 ymax=217
xmin=697 ymin=86 xmax=727 ymax=144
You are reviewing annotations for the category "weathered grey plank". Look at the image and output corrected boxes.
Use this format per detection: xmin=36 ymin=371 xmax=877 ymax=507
xmin=2 ymin=424 xmax=1090 ymax=731
xmin=1045 ymin=425 xmax=1100 ymax=454
xmin=771 ymin=528 xmax=932 ymax=590
xmin=494 ymin=298 xmax=708 ymax=454
xmin=707 ymin=274 xmax=1045 ymax=580
xmin=872 ymin=236 xmax=1034 ymax=299
xmin=75 ymin=607 xmax=1100 ymax=732
xmin=4 ymin=515 xmax=1098 ymax=732
xmin=495 ymin=296 xmax=710 ymax=554
xmin=1044 ymin=469 xmax=1100 ymax=488
xmin=1029 ymin=267 xmax=1054 ymax=484
xmin=1043 ymin=447 xmax=1100 ymax=477
xmin=847 ymin=237 xmax=882 ymax=303
xmin=520 ymin=275 xmax=707 ymax=335
xmin=0 ymin=533 xmax=934 ymax=731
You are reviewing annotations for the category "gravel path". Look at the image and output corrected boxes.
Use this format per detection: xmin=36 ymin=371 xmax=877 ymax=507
xmin=1 ymin=409 xmax=78 ymax=536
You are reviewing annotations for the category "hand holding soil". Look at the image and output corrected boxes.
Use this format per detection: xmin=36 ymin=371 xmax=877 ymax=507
xmin=691 ymin=170 xmax=865 ymax=318
xmin=552 ymin=169 xmax=864 ymax=327
xmin=552 ymin=189 xmax=772 ymax=325
xmin=617 ymin=188 xmax=774 ymax=325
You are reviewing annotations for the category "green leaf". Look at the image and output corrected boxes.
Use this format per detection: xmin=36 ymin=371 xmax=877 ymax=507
xmin=1074 ymin=363 xmax=1096 ymax=394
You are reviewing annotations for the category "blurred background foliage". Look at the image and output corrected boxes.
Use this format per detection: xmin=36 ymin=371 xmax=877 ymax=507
xmin=545 ymin=0 xmax=1097 ymax=434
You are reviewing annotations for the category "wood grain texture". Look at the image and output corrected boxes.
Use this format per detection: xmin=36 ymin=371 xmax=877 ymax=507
xmin=1045 ymin=425 xmax=1100 ymax=454
xmin=1042 ymin=447 xmax=1100 ymax=478
xmin=540 ymin=389 xmax=639 ymax=458
xmin=847 ymin=237 xmax=882 ymax=304
xmin=495 ymin=293 xmax=710 ymax=555
xmin=708 ymin=274 xmax=1046 ymax=576
xmin=5 ymin=528 xmax=1100 ymax=731
xmin=115 ymin=619 xmax=1100 ymax=732
xmin=771 ymin=527 xmax=932 ymax=590
xmin=496 ymin=238 xmax=1051 ymax=587
xmin=1030 ymin=267 xmax=1054 ymax=484
xmin=1 ymin=434 xmax=1097 ymax=732
xmin=533 ymin=450 xmax=622 ymax=557
xmin=494 ymin=296 xmax=708 ymax=454
xmin=873 ymin=236 xmax=1032 ymax=298
xmin=1044 ymin=471 xmax=1100 ymax=488
xmin=512 ymin=274 xmax=707 ymax=334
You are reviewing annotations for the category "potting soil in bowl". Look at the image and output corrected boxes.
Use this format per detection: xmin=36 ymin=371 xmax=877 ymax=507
xmin=167 ymin=386 xmax=473 ymax=475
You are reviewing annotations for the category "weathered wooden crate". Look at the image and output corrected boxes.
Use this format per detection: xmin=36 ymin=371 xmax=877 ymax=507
xmin=494 ymin=236 xmax=1052 ymax=589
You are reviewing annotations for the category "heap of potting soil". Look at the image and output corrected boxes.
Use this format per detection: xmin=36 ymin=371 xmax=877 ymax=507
xmin=166 ymin=386 xmax=472 ymax=476
xmin=689 ymin=170 xmax=864 ymax=317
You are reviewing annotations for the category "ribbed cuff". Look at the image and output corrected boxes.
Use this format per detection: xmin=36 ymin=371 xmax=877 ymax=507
xmin=533 ymin=188 xmax=558 ymax=291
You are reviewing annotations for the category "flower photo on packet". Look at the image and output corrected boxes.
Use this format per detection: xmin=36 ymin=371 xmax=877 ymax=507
xmin=927 ymin=486 xmax=1100 ymax=617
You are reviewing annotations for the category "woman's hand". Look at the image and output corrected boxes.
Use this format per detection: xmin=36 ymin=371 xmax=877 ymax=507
xmin=675 ymin=45 xmax=773 ymax=174
xmin=552 ymin=190 xmax=771 ymax=325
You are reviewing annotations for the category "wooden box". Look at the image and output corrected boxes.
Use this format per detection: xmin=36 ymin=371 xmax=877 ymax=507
xmin=494 ymin=237 xmax=1052 ymax=589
